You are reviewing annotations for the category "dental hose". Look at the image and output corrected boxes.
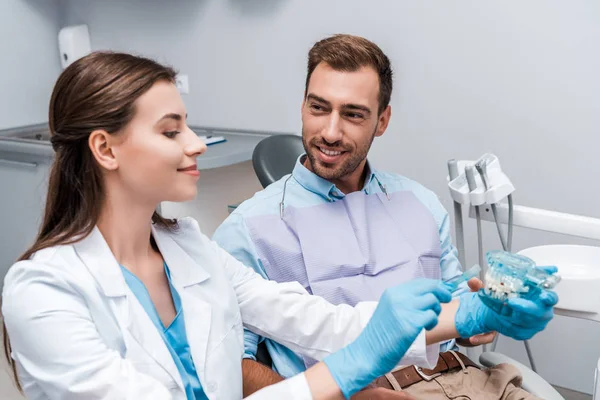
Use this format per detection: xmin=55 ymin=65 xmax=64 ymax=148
xmin=466 ymin=166 xmax=487 ymax=352
xmin=476 ymin=161 xmax=509 ymax=252
xmin=507 ymin=194 xmax=514 ymax=252
xmin=491 ymin=203 xmax=508 ymax=251
xmin=465 ymin=167 xmax=484 ymax=270
xmin=475 ymin=164 xmax=528 ymax=366
xmin=495 ymin=194 xmax=533 ymax=369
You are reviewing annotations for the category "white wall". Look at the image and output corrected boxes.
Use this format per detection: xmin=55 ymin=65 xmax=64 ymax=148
xmin=0 ymin=2 xmax=62 ymax=398
xmin=63 ymin=0 xmax=600 ymax=393
xmin=0 ymin=0 xmax=63 ymax=130
xmin=161 ymin=161 xmax=262 ymax=236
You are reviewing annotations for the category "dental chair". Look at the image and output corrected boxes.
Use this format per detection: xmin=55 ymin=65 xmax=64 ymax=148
xmin=252 ymin=134 xmax=304 ymax=188
xmin=251 ymin=134 xmax=304 ymax=367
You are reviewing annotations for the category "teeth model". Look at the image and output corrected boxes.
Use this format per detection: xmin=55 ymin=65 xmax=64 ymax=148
xmin=479 ymin=250 xmax=560 ymax=315
xmin=483 ymin=269 xmax=528 ymax=301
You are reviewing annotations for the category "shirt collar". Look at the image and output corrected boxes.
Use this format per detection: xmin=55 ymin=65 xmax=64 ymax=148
xmin=292 ymin=154 xmax=379 ymax=200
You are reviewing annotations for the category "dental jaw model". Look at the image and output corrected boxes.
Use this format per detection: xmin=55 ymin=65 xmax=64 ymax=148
xmin=479 ymin=250 xmax=561 ymax=316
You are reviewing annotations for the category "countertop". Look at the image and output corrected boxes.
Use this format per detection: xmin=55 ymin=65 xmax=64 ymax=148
xmin=0 ymin=124 xmax=290 ymax=170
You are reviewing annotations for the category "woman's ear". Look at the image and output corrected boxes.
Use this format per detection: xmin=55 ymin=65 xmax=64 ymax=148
xmin=88 ymin=130 xmax=118 ymax=171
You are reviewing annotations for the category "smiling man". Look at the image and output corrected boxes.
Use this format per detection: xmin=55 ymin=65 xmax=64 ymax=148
xmin=213 ymin=34 xmax=538 ymax=399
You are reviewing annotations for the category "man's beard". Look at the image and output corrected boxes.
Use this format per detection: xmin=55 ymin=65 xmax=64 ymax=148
xmin=302 ymin=128 xmax=376 ymax=181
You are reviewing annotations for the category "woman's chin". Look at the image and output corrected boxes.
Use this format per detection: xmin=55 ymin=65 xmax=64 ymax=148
xmin=162 ymin=188 xmax=198 ymax=204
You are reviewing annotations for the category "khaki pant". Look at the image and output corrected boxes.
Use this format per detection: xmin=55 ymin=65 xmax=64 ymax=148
xmin=403 ymin=363 xmax=541 ymax=400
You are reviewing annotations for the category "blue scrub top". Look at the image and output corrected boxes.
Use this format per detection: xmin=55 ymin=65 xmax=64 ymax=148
xmin=120 ymin=263 xmax=208 ymax=400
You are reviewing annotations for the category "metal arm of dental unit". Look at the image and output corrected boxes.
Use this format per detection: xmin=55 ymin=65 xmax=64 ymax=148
xmin=447 ymin=153 xmax=527 ymax=366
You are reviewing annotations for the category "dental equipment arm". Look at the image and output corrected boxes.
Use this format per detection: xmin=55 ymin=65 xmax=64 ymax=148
xmin=473 ymin=156 xmax=517 ymax=353
xmin=475 ymin=160 xmax=506 ymax=250
xmin=448 ymin=159 xmax=466 ymax=269
xmin=466 ymin=166 xmax=485 ymax=270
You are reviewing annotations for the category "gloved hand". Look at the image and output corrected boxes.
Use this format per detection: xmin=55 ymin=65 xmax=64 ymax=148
xmin=324 ymin=279 xmax=452 ymax=399
xmin=455 ymin=277 xmax=497 ymax=347
xmin=455 ymin=266 xmax=559 ymax=341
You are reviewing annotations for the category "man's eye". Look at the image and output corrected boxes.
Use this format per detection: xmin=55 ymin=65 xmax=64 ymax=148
xmin=311 ymin=104 xmax=325 ymax=111
xmin=163 ymin=131 xmax=180 ymax=139
xmin=346 ymin=113 xmax=364 ymax=119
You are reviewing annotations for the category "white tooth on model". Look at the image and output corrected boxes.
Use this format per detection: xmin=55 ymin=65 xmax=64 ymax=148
xmin=484 ymin=270 xmax=527 ymax=300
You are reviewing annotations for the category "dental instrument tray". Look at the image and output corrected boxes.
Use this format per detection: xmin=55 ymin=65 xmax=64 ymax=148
xmin=479 ymin=250 xmax=561 ymax=316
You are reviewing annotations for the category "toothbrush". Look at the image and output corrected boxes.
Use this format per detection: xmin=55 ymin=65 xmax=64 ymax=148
xmin=443 ymin=264 xmax=482 ymax=293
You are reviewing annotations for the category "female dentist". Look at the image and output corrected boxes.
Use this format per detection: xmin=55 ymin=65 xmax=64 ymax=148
xmin=1 ymin=52 xmax=557 ymax=400
xmin=1 ymin=52 xmax=450 ymax=400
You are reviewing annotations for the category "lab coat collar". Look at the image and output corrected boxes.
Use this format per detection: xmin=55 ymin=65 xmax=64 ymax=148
xmin=73 ymin=224 xmax=211 ymax=298
xmin=73 ymin=227 xmax=128 ymax=297
xmin=151 ymin=224 xmax=211 ymax=288
xmin=151 ymin=224 xmax=212 ymax=382
xmin=74 ymin=224 xmax=212 ymax=391
xmin=292 ymin=154 xmax=379 ymax=200
xmin=74 ymin=227 xmax=185 ymax=390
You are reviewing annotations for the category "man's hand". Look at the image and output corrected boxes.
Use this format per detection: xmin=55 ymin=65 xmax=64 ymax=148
xmin=455 ymin=278 xmax=497 ymax=347
xmin=456 ymin=331 xmax=496 ymax=347
xmin=351 ymin=387 xmax=415 ymax=399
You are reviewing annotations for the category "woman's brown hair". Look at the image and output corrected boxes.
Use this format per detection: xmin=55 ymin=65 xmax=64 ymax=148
xmin=2 ymin=51 xmax=179 ymax=389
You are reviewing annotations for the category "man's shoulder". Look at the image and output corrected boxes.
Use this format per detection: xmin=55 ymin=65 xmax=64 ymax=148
xmin=377 ymin=170 xmax=444 ymax=210
xmin=378 ymin=171 xmax=436 ymax=195
xmin=213 ymin=178 xmax=291 ymax=266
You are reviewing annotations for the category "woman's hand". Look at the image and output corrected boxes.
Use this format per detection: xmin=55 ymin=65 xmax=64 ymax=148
xmin=324 ymin=279 xmax=452 ymax=398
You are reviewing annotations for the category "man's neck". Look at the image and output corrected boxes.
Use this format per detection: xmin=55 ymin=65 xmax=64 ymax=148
xmin=304 ymin=157 xmax=369 ymax=195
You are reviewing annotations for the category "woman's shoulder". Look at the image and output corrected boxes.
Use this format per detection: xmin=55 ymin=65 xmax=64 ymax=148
xmin=3 ymin=244 xmax=79 ymax=290
xmin=2 ymin=245 xmax=85 ymax=324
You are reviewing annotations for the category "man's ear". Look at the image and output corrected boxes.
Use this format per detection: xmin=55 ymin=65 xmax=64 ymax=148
xmin=375 ymin=105 xmax=392 ymax=138
xmin=88 ymin=130 xmax=118 ymax=171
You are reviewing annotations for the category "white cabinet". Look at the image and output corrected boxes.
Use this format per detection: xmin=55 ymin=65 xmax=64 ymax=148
xmin=0 ymin=154 xmax=50 ymax=291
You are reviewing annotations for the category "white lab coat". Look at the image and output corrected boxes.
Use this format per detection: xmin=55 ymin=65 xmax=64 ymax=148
xmin=2 ymin=217 xmax=432 ymax=400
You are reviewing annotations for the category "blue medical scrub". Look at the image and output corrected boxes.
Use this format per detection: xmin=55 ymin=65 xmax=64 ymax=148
xmin=120 ymin=263 xmax=208 ymax=400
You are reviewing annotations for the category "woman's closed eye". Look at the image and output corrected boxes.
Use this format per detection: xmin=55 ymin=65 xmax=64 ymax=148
xmin=163 ymin=130 xmax=180 ymax=139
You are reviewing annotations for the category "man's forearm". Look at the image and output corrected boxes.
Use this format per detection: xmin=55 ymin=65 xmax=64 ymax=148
xmin=426 ymin=300 xmax=460 ymax=345
xmin=242 ymin=359 xmax=285 ymax=397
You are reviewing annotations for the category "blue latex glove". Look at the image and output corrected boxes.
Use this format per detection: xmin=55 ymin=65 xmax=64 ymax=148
xmin=455 ymin=266 xmax=559 ymax=341
xmin=323 ymin=279 xmax=452 ymax=399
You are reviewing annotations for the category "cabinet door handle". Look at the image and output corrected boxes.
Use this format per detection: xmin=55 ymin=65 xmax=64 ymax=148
xmin=0 ymin=158 xmax=38 ymax=169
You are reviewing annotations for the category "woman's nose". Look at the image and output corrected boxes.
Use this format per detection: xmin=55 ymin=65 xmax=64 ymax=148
xmin=184 ymin=127 xmax=208 ymax=157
